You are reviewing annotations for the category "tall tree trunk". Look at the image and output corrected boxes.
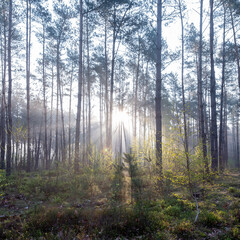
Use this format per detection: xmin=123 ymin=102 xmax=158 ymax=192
xmin=59 ymin=82 xmax=66 ymax=165
xmin=35 ymin=117 xmax=43 ymax=170
xmin=237 ymin=111 xmax=240 ymax=169
xmin=75 ymin=0 xmax=83 ymax=172
xmin=100 ymin=78 xmax=103 ymax=150
xmin=223 ymin=90 xmax=228 ymax=168
xmin=26 ymin=0 xmax=31 ymax=172
xmin=104 ymin=16 xmax=109 ymax=148
xmin=48 ymin=64 xmax=54 ymax=167
xmin=82 ymin=61 xmax=86 ymax=164
xmin=0 ymin=10 xmax=7 ymax=170
xmin=86 ymin=8 xmax=91 ymax=156
xmin=6 ymin=0 xmax=12 ymax=176
xmin=42 ymin=24 xmax=48 ymax=170
xmin=210 ymin=0 xmax=218 ymax=172
xmin=219 ymin=5 xmax=226 ymax=172
xmin=198 ymin=0 xmax=208 ymax=174
xmin=55 ymin=43 xmax=60 ymax=164
xmin=109 ymin=2 xmax=116 ymax=148
xmin=178 ymin=0 xmax=191 ymax=189
xmin=156 ymin=0 xmax=163 ymax=186
xmin=68 ymin=62 xmax=73 ymax=165
xmin=134 ymin=38 xmax=140 ymax=140
xmin=143 ymin=61 xmax=149 ymax=144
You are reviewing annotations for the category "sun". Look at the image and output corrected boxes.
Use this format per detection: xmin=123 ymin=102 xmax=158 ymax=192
xmin=113 ymin=109 xmax=130 ymax=126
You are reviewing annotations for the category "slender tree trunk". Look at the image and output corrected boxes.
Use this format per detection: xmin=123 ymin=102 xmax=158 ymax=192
xmin=198 ymin=0 xmax=208 ymax=174
xmin=134 ymin=38 xmax=140 ymax=140
xmin=156 ymin=0 xmax=163 ymax=186
xmin=55 ymin=43 xmax=60 ymax=165
xmin=68 ymin=63 xmax=73 ymax=165
xmin=6 ymin=0 xmax=12 ymax=176
xmin=42 ymin=24 xmax=48 ymax=170
xmin=0 ymin=10 xmax=7 ymax=170
xmin=75 ymin=0 xmax=83 ymax=172
xmin=237 ymin=111 xmax=240 ymax=169
xmin=178 ymin=0 xmax=191 ymax=189
xmin=26 ymin=0 xmax=31 ymax=172
xmin=82 ymin=61 xmax=86 ymax=164
xmin=48 ymin=64 xmax=54 ymax=167
xmin=104 ymin=16 xmax=109 ymax=148
xmin=86 ymin=8 xmax=91 ymax=155
xmin=23 ymin=138 xmax=26 ymax=170
xmin=143 ymin=62 xmax=148 ymax=143
xmin=59 ymin=82 xmax=66 ymax=165
xmin=100 ymin=79 xmax=103 ymax=150
xmin=210 ymin=0 xmax=218 ymax=172
xmin=35 ymin=117 xmax=43 ymax=170
xmin=223 ymin=90 xmax=228 ymax=168
xmin=109 ymin=3 xmax=116 ymax=148
xmin=219 ymin=5 xmax=226 ymax=172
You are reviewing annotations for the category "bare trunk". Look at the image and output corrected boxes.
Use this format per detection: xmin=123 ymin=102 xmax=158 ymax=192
xmin=49 ymin=64 xmax=54 ymax=167
xmin=0 ymin=11 xmax=7 ymax=169
xmin=134 ymin=38 xmax=140 ymax=139
xmin=109 ymin=3 xmax=116 ymax=148
xmin=6 ymin=0 xmax=12 ymax=176
xmin=42 ymin=25 xmax=48 ymax=170
xmin=224 ymin=91 xmax=228 ymax=168
xmin=55 ymin=43 xmax=60 ymax=164
xmin=75 ymin=0 xmax=83 ymax=172
xmin=59 ymin=82 xmax=66 ymax=165
xmin=26 ymin=0 xmax=31 ymax=172
xmin=219 ymin=5 xmax=226 ymax=172
xmin=104 ymin=16 xmax=109 ymax=147
xmin=156 ymin=0 xmax=163 ymax=186
xmin=68 ymin=63 xmax=73 ymax=165
xmin=86 ymin=9 xmax=91 ymax=155
xmin=179 ymin=0 xmax=191 ymax=189
xmin=198 ymin=0 xmax=208 ymax=174
xmin=210 ymin=0 xmax=218 ymax=172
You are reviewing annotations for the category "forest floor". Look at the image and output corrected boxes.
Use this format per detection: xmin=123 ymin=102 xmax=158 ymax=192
xmin=0 ymin=168 xmax=240 ymax=239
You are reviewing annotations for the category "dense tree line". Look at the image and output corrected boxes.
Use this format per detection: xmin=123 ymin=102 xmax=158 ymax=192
xmin=0 ymin=0 xmax=239 ymax=182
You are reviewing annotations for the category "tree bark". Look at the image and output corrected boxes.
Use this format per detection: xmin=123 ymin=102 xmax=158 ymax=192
xmin=26 ymin=0 xmax=31 ymax=172
xmin=210 ymin=0 xmax=218 ymax=172
xmin=42 ymin=24 xmax=48 ymax=170
xmin=198 ymin=0 xmax=208 ymax=174
xmin=68 ymin=62 xmax=73 ymax=165
xmin=0 ymin=9 xmax=7 ymax=170
xmin=6 ymin=0 xmax=12 ymax=176
xmin=104 ymin=16 xmax=109 ymax=148
xmin=178 ymin=0 xmax=191 ymax=189
xmin=109 ymin=2 xmax=116 ymax=148
xmin=75 ymin=0 xmax=83 ymax=172
xmin=55 ymin=43 xmax=60 ymax=164
xmin=86 ymin=7 xmax=91 ymax=157
xmin=134 ymin=38 xmax=140 ymax=140
xmin=59 ymin=81 xmax=66 ymax=165
xmin=156 ymin=0 xmax=163 ymax=186
xmin=219 ymin=5 xmax=226 ymax=172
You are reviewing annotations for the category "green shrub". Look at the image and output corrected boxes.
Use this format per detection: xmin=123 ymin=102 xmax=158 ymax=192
xmin=229 ymin=187 xmax=237 ymax=193
xmin=232 ymin=226 xmax=240 ymax=239
xmin=199 ymin=211 xmax=222 ymax=227
xmin=173 ymin=220 xmax=194 ymax=239
xmin=164 ymin=205 xmax=181 ymax=217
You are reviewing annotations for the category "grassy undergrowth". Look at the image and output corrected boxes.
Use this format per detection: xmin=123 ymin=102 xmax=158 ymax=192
xmin=0 ymin=167 xmax=240 ymax=239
